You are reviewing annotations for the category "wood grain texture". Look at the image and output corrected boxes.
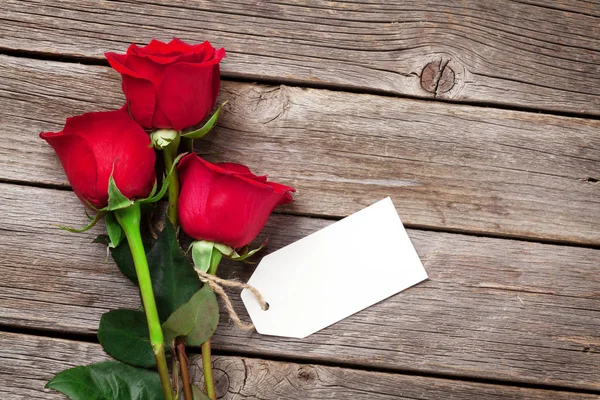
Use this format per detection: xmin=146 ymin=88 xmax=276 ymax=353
xmin=0 ymin=183 xmax=598 ymax=389
xmin=2 ymin=332 xmax=596 ymax=400
xmin=0 ymin=56 xmax=599 ymax=244
xmin=1 ymin=0 xmax=599 ymax=114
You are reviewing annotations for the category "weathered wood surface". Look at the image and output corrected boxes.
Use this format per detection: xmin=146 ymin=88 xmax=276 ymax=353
xmin=1 ymin=183 xmax=598 ymax=390
xmin=2 ymin=332 xmax=596 ymax=400
xmin=2 ymin=0 xmax=599 ymax=115
xmin=1 ymin=56 xmax=599 ymax=245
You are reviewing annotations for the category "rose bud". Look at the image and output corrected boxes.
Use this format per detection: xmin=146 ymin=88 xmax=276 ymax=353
xmin=105 ymin=38 xmax=225 ymax=131
xmin=40 ymin=109 xmax=156 ymax=209
xmin=178 ymin=154 xmax=295 ymax=248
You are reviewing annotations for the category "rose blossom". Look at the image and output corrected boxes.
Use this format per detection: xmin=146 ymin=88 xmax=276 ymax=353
xmin=40 ymin=109 xmax=156 ymax=208
xmin=178 ymin=154 xmax=295 ymax=248
xmin=106 ymin=38 xmax=225 ymax=131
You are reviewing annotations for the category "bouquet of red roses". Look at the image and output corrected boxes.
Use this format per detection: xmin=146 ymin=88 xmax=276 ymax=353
xmin=40 ymin=39 xmax=295 ymax=400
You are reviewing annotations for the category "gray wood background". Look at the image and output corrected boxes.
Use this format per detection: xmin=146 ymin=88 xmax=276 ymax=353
xmin=0 ymin=1 xmax=598 ymax=399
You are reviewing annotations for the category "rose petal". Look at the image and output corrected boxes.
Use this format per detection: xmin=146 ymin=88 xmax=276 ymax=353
xmin=122 ymin=76 xmax=157 ymax=129
xmin=151 ymin=106 xmax=174 ymax=129
xmin=216 ymin=162 xmax=252 ymax=174
xmin=147 ymin=53 xmax=186 ymax=65
xmin=266 ymin=181 xmax=297 ymax=195
xmin=178 ymin=154 xmax=294 ymax=247
xmin=156 ymin=62 xmax=216 ymax=130
xmin=138 ymin=38 xmax=194 ymax=62
xmin=108 ymin=40 xmax=225 ymax=130
xmin=40 ymin=129 xmax=102 ymax=207
xmin=211 ymin=64 xmax=221 ymax=108
xmin=217 ymin=162 xmax=267 ymax=182
xmin=125 ymin=55 xmax=166 ymax=85
xmin=166 ymin=38 xmax=194 ymax=54
xmin=63 ymin=110 xmax=156 ymax=203
xmin=134 ymin=39 xmax=173 ymax=56
xmin=105 ymin=52 xmax=142 ymax=79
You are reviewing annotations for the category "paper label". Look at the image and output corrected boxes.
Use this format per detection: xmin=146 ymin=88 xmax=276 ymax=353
xmin=241 ymin=197 xmax=428 ymax=338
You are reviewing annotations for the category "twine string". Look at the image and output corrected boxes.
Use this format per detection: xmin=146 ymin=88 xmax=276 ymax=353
xmin=196 ymin=270 xmax=267 ymax=331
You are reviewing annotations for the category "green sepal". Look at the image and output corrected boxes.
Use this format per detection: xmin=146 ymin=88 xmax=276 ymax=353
xmin=58 ymin=211 xmax=104 ymax=233
xmin=214 ymin=243 xmax=237 ymax=257
xmin=191 ymin=240 xmax=213 ymax=273
xmin=223 ymin=240 xmax=268 ymax=263
xmin=107 ymin=174 xmax=134 ymax=211
xmin=98 ymin=309 xmax=155 ymax=368
xmin=191 ymin=240 xmax=222 ymax=274
xmin=162 ymin=286 xmax=219 ymax=346
xmin=208 ymin=246 xmax=223 ymax=275
xmin=146 ymin=178 xmax=158 ymax=199
xmin=193 ymin=386 xmax=212 ymax=400
xmin=138 ymin=153 xmax=186 ymax=205
xmin=180 ymin=101 xmax=227 ymax=139
xmin=84 ymin=209 xmax=95 ymax=221
xmin=45 ymin=361 xmax=163 ymax=400
xmin=105 ymin=212 xmax=124 ymax=248
xmin=84 ymin=198 xmax=101 ymax=212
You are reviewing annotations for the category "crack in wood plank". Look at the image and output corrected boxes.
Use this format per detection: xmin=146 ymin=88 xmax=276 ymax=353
xmin=1 ymin=0 xmax=599 ymax=114
xmin=0 ymin=56 xmax=598 ymax=244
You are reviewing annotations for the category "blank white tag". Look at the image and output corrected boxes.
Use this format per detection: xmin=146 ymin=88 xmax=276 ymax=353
xmin=241 ymin=197 xmax=428 ymax=338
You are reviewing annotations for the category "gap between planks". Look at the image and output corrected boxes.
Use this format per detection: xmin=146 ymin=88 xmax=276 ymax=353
xmin=1 ymin=0 xmax=599 ymax=115
xmin=2 ymin=173 xmax=599 ymax=252
xmin=1 ymin=47 xmax=599 ymax=122
xmin=0 ymin=331 xmax=598 ymax=399
xmin=0 ymin=183 xmax=598 ymax=391
xmin=0 ymin=55 xmax=599 ymax=246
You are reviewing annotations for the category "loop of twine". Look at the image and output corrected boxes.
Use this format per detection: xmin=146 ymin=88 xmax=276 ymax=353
xmin=196 ymin=270 xmax=268 ymax=331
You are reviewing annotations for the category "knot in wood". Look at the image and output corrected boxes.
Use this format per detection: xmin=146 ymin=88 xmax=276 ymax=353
xmin=213 ymin=366 xmax=231 ymax=398
xmin=420 ymin=61 xmax=455 ymax=95
xmin=296 ymin=365 xmax=316 ymax=383
xmin=249 ymin=86 xmax=289 ymax=125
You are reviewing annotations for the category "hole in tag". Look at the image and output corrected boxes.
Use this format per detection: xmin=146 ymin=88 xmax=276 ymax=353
xmin=262 ymin=302 xmax=270 ymax=311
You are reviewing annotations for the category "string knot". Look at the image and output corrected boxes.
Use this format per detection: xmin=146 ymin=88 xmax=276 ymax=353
xmin=196 ymin=270 xmax=267 ymax=331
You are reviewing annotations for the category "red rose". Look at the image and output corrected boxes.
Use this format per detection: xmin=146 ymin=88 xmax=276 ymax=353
xmin=105 ymin=38 xmax=225 ymax=131
xmin=178 ymin=154 xmax=295 ymax=248
xmin=40 ymin=109 xmax=156 ymax=208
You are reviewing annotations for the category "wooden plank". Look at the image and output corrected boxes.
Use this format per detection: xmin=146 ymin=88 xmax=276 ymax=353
xmin=1 ymin=56 xmax=599 ymax=244
xmin=0 ymin=183 xmax=598 ymax=390
xmin=0 ymin=332 xmax=597 ymax=400
xmin=509 ymin=1 xmax=600 ymax=17
xmin=2 ymin=0 xmax=599 ymax=114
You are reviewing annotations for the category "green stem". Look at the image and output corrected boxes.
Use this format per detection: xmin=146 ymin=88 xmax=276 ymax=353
xmin=201 ymin=256 xmax=220 ymax=400
xmin=163 ymin=138 xmax=198 ymax=399
xmin=163 ymin=135 xmax=181 ymax=227
xmin=163 ymin=134 xmax=217 ymax=399
xmin=201 ymin=339 xmax=216 ymax=400
xmin=115 ymin=204 xmax=174 ymax=400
